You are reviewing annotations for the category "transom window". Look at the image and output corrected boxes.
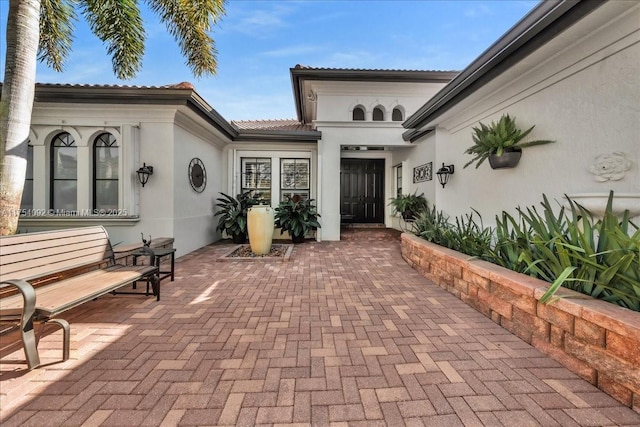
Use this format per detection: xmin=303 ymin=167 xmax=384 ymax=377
xmin=241 ymin=157 xmax=271 ymax=203
xmin=281 ymin=158 xmax=310 ymax=201
xmin=50 ymin=132 xmax=77 ymax=211
xmin=352 ymin=106 xmax=365 ymax=121
xmin=373 ymin=107 xmax=384 ymax=121
xmin=93 ymin=133 xmax=119 ymax=211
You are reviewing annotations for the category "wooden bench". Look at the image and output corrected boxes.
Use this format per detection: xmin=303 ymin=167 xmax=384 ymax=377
xmin=0 ymin=226 xmax=159 ymax=369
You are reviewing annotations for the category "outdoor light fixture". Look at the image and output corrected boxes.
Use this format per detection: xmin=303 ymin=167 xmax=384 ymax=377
xmin=136 ymin=163 xmax=154 ymax=187
xmin=436 ymin=163 xmax=454 ymax=188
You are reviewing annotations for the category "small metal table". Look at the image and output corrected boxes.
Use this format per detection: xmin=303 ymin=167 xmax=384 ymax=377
xmin=132 ymin=247 xmax=176 ymax=283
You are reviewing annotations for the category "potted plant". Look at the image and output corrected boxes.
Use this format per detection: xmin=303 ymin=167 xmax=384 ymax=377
xmin=214 ymin=191 xmax=258 ymax=243
xmin=463 ymin=114 xmax=555 ymax=169
xmin=389 ymin=191 xmax=428 ymax=221
xmin=274 ymin=195 xmax=321 ymax=243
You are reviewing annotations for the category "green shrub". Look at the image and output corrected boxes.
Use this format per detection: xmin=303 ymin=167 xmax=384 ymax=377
xmin=413 ymin=191 xmax=640 ymax=311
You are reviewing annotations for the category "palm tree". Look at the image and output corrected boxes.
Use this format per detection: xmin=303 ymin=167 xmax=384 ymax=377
xmin=0 ymin=0 xmax=225 ymax=235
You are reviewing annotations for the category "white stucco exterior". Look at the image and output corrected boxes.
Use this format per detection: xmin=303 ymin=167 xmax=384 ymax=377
xmin=13 ymin=0 xmax=639 ymax=255
xmin=413 ymin=1 xmax=640 ymax=224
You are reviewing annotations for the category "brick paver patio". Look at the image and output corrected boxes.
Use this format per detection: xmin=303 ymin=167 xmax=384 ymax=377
xmin=1 ymin=232 xmax=639 ymax=426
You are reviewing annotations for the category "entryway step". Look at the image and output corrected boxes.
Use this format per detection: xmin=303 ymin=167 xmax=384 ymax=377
xmin=340 ymin=227 xmax=401 ymax=241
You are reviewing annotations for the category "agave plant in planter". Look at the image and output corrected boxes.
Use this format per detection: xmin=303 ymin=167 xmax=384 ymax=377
xmin=274 ymin=196 xmax=321 ymax=243
xmin=389 ymin=191 xmax=429 ymax=221
xmin=464 ymin=114 xmax=555 ymax=169
xmin=214 ymin=191 xmax=258 ymax=243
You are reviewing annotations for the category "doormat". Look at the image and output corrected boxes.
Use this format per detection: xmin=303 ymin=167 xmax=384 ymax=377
xmin=217 ymin=244 xmax=293 ymax=262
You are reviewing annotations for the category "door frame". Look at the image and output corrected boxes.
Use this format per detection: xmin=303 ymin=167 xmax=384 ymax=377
xmin=340 ymin=150 xmax=393 ymax=226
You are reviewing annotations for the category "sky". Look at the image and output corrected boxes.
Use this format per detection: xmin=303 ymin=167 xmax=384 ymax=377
xmin=0 ymin=0 xmax=539 ymax=121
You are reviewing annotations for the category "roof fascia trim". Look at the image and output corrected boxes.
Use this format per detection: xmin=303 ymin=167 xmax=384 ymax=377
xmin=32 ymin=84 xmax=238 ymax=139
xmin=234 ymin=129 xmax=322 ymax=142
xmin=402 ymin=127 xmax=435 ymax=143
xmin=403 ymin=0 xmax=605 ymax=130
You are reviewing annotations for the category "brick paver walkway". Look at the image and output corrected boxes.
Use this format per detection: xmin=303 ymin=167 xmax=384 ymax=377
xmin=1 ymin=235 xmax=639 ymax=426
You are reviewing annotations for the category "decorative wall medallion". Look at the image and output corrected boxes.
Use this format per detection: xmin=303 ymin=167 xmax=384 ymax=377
xmin=413 ymin=162 xmax=432 ymax=183
xmin=188 ymin=158 xmax=207 ymax=192
xmin=588 ymin=152 xmax=632 ymax=182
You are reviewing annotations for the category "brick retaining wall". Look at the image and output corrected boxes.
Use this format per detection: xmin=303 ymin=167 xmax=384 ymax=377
xmin=401 ymin=233 xmax=640 ymax=412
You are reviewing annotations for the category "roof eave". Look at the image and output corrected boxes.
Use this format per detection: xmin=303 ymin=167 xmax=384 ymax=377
xmin=403 ymin=0 xmax=606 ymax=130
xmin=31 ymin=84 xmax=238 ymax=140
xmin=402 ymin=127 xmax=435 ymax=143
xmin=234 ymin=129 xmax=322 ymax=142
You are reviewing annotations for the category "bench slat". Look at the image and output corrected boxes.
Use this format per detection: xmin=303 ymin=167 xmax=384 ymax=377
xmin=0 ymin=265 xmax=156 ymax=318
xmin=0 ymin=226 xmax=107 ymax=249
xmin=0 ymin=227 xmax=115 ymax=282
xmin=0 ymin=233 xmax=110 ymax=257
xmin=1 ymin=249 xmax=112 ymax=282
xmin=1 ymin=237 xmax=111 ymax=266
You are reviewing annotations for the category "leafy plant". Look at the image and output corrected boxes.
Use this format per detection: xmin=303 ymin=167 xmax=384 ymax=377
xmin=464 ymin=114 xmax=555 ymax=169
xmin=274 ymin=196 xmax=321 ymax=242
xmin=214 ymin=191 xmax=259 ymax=241
xmin=389 ymin=191 xmax=429 ymax=220
xmin=414 ymin=207 xmax=493 ymax=259
xmin=414 ymin=191 xmax=640 ymax=311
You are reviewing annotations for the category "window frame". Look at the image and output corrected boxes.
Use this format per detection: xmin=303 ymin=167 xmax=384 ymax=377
xmin=280 ymin=158 xmax=310 ymax=201
xmin=352 ymin=106 xmax=365 ymax=121
xmin=50 ymin=132 xmax=78 ymax=212
xmin=395 ymin=163 xmax=403 ymax=198
xmin=93 ymin=132 xmax=119 ymax=212
xmin=241 ymin=157 xmax=272 ymax=204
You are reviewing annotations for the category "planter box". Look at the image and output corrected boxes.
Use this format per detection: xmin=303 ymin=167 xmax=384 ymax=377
xmin=401 ymin=233 xmax=640 ymax=412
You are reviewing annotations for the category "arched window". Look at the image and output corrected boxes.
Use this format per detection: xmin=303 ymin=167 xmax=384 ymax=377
xmin=93 ymin=133 xmax=119 ymax=211
xmin=20 ymin=142 xmax=33 ymax=211
xmin=392 ymin=107 xmax=404 ymax=121
xmin=50 ymin=132 xmax=77 ymax=211
xmin=352 ymin=106 xmax=365 ymax=121
xmin=373 ymin=106 xmax=384 ymax=121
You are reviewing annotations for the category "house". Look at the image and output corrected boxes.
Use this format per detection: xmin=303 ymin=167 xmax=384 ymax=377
xmin=16 ymin=0 xmax=639 ymax=255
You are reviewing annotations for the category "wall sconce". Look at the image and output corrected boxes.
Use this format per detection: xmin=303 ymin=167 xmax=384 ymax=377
xmin=136 ymin=163 xmax=154 ymax=187
xmin=436 ymin=163 xmax=454 ymax=188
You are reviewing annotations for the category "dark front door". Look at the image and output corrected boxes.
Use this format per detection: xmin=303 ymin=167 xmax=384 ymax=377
xmin=340 ymin=159 xmax=385 ymax=223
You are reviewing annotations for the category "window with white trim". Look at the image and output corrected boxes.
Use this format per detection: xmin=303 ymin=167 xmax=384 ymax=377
xmin=50 ymin=132 xmax=77 ymax=211
xmin=93 ymin=132 xmax=119 ymax=211
xmin=241 ymin=157 xmax=271 ymax=204
xmin=395 ymin=164 xmax=403 ymax=198
xmin=392 ymin=107 xmax=404 ymax=121
xmin=280 ymin=158 xmax=310 ymax=201
xmin=373 ymin=106 xmax=384 ymax=121
xmin=352 ymin=106 xmax=365 ymax=121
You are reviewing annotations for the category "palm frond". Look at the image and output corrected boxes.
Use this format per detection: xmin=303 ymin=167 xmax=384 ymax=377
xmin=39 ymin=0 xmax=76 ymax=71
xmin=81 ymin=0 xmax=145 ymax=79
xmin=147 ymin=0 xmax=225 ymax=77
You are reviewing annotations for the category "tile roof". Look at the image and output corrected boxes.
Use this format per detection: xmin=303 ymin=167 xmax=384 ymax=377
xmin=232 ymin=119 xmax=314 ymax=132
xmin=34 ymin=82 xmax=195 ymax=90
xmin=292 ymin=64 xmax=458 ymax=73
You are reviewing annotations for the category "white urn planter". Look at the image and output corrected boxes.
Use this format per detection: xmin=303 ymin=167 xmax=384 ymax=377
xmin=247 ymin=205 xmax=275 ymax=255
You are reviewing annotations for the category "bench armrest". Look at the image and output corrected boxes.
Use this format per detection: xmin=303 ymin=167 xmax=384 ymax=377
xmin=0 ymin=280 xmax=40 ymax=369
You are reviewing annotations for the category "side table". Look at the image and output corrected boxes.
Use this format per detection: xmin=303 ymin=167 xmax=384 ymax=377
xmin=132 ymin=247 xmax=176 ymax=283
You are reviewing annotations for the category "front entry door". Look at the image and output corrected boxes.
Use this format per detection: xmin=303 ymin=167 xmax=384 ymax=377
xmin=340 ymin=159 xmax=385 ymax=223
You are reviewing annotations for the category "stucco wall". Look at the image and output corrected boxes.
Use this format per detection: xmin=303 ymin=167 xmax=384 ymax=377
xmin=171 ymin=123 xmax=224 ymax=257
xmin=426 ymin=3 xmax=640 ymax=224
xmin=391 ymin=133 xmax=438 ymax=212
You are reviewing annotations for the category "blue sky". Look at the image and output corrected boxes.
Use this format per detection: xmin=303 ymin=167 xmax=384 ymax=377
xmin=0 ymin=0 xmax=539 ymax=120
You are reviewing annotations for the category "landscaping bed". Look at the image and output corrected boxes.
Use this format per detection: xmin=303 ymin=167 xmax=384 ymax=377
xmin=401 ymin=232 xmax=640 ymax=412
